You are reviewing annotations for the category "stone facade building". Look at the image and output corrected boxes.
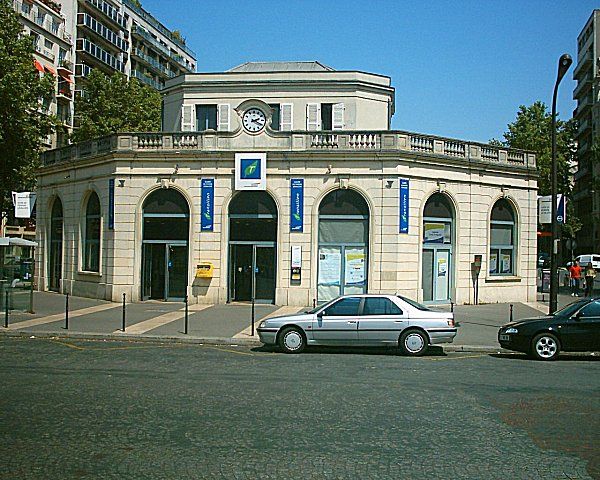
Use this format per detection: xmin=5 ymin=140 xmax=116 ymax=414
xmin=36 ymin=62 xmax=538 ymax=306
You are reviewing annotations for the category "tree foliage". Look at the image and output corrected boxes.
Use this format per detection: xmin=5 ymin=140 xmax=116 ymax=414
xmin=495 ymin=101 xmax=579 ymax=236
xmin=0 ymin=0 xmax=55 ymax=220
xmin=71 ymin=70 xmax=161 ymax=143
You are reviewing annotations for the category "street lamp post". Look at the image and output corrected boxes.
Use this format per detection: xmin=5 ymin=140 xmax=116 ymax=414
xmin=549 ymin=54 xmax=572 ymax=314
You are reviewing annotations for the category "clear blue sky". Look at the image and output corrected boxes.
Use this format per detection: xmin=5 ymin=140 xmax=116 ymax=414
xmin=142 ymin=0 xmax=595 ymax=143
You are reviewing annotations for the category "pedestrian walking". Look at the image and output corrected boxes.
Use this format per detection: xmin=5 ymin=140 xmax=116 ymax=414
xmin=583 ymin=262 xmax=597 ymax=297
xmin=569 ymin=260 xmax=582 ymax=297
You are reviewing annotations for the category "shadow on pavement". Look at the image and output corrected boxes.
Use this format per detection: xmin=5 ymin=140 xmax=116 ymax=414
xmin=251 ymin=344 xmax=447 ymax=357
xmin=490 ymin=353 xmax=599 ymax=362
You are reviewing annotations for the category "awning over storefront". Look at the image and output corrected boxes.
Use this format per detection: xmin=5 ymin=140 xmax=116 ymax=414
xmin=34 ymin=60 xmax=44 ymax=72
xmin=44 ymin=65 xmax=56 ymax=76
xmin=58 ymin=69 xmax=73 ymax=83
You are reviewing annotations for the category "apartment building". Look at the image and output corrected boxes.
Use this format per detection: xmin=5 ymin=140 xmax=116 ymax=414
xmin=64 ymin=0 xmax=196 ymax=92
xmin=573 ymin=10 xmax=600 ymax=253
xmin=12 ymin=0 xmax=75 ymax=149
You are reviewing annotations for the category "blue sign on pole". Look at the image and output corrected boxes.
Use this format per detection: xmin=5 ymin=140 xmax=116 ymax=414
xmin=557 ymin=194 xmax=566 ymax=224
xmin=108 ymin=178 xmax=115 ymax=230
xmin=290 ymin=178 xmax=304 ymax=232
xmin=399 ymin=178 xmax=409 ymax=234
xmin=201 ymin=178 xmax=214 ymax=232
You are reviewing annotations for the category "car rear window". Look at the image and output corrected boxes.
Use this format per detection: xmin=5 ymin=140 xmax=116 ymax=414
xmin=398 ymin=296 xmax=432 ymax=311
xmin=362 ymin=297 xmax=403 ymax=315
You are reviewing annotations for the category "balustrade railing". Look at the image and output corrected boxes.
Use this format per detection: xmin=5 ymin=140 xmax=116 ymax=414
xmin=410 ymin=135 xmax=434 ymax=153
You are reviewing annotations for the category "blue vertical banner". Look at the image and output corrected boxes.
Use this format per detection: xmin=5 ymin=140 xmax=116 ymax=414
xmin=399 ymin=178 xmax=409 ymax=234
xmin=108 ymin=178 xmax=115 ymax=230
xmin=290 ymin=178 xmax=304 ymax=232
xmin=201 ymin=178 xmax=214 ymax=232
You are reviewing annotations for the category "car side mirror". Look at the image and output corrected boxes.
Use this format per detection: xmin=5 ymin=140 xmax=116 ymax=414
xmin=572 ymin=311 xmax=583 ymax=321
xmin=317 ymin=311 xmax=324 ymax=318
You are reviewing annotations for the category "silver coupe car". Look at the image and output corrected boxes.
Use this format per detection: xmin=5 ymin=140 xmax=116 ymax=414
xmin=257 ymin=294 xmax=457 ymax=355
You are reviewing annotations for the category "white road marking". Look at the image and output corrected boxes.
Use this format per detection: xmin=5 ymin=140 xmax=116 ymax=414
xmin=115 ymin=304 xmax=212 ymax=334
xmin=8 ymin=303 xmax=119 ymax=330
xmin=233 ymin=306 xmax=303 ymax=339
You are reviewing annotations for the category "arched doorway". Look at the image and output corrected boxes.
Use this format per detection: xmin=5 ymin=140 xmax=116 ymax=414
xmin=489 ymin=199 xmax=516 ymax=276
xmin=317 ymin=189 xmax=369 ymax=303
xmin=141 ymin=188 xmax=189 ymax=300
xmin=422 ymin=193 xmax=454 ymax=303
xmin=228 ymin=191 xmax=277 ymax=303
xmin=48 ymin=198 xmax=63 ymax=292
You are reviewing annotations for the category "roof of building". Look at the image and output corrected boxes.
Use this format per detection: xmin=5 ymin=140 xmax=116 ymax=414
xmin=227 ymin=61 xmax=336 ymax=73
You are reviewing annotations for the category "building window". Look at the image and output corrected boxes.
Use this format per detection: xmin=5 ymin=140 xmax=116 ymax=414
xmin=321 ymin=103 xmax=333 ymax=130
xmin=83 ymin=192 xmax=101 ymax=272
xmin=307 ymin=103 xmax=344 ymax=130
xmin=489 ymin=199 xmax=516 ymax=276
xmin=196 ymin=105 xmax=217 ymax=131
xmin=269 ymin=104 xmax=280 ymax=130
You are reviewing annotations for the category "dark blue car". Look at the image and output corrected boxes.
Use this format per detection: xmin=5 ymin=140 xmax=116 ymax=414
xmin=498 ymin=298 xmax=600 ymax=360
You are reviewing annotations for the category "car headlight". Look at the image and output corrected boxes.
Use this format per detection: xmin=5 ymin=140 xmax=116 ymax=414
xmin=505 ymin=327 xmax=518 ymax=334
xmin=259 ymin=321 xmax=268 ymax=329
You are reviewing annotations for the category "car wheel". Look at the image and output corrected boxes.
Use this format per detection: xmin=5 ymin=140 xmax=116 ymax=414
xmin=530 ymin=333 xmax=560 ymax=361
xmin=399 ymin=329 xmax=428 ymax=356
xmin=278 ymin=327 xmax=305 ymax=354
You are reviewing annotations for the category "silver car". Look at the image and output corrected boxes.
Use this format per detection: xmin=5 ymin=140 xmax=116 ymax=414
xmin=257 ymin=294 xmax=457 ymax=355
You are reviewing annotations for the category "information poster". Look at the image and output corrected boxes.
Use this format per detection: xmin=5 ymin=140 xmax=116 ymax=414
xmin=345 ymin=248 xmax=366 ymax=285
xmin=489 ymin=252 xmax=498 ymax=274
xmin=501 ymin=253 xmax=511 ymax=274
xmin=437 ymin=257 xmax=447 ymax=276
xmin=424 ymin=223 xmax=445 ymax=243
xmin=318 ymin=248 xmax=341 ymax=285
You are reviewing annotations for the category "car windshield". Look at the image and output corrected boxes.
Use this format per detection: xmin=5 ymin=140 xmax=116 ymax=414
xmin=305 ymin=298 xmax=337 ymax=314
xmin=553 ymin=299 xmax=589 ymax=317
xmin=398 ymin=296 xmax=432 ymax=311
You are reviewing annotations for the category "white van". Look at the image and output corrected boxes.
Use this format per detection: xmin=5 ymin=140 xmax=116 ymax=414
xmin=575 ymin=254 xmax=600 ymax=269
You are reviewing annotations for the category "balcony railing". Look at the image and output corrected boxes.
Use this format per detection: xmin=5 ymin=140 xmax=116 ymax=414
xmin=131 ymin=48 xmax=168 ymax=76
xmin=131 ymin=25 xmax=170 ymax=57
xmin=77 ymin=13 xmax=128 ymax=52
xmin=84 ymin=0 xmax=127 ymax=30
xmin=76 ymin=38 xmax=124 ymax=73
xmin=131 ymin=70 xmax=163 ymax=90
xmin=41 ymin=131 xmax=536 ymax=170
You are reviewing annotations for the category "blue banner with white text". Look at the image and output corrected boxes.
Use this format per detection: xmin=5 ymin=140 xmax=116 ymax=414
xmin=108 ymin=178 xmax=115 ymax=230
xmin=399 ymin=178 xmax=409 ymax=234
xmin=201 ymin=178 xmax=214 ymax=232
xmin=290 ymin=178 xmax=304 ymax=232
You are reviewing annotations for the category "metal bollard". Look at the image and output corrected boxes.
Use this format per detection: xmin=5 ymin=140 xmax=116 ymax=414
xmin=184 ymin=295 xmax=188 ymax=335
xmin=64 ymin=293 xmax=69 ymax=330
xmin=509 ymin=304 xmax=514 ymax=323
xmin=313 ymin=298 xmax=316 ymax=309
xmin=4 ymin=290 xmax=8 ymax=328
xmin=121 ymin=293 xmax=126 ymax=332
xmin=251 ymin=296 xmax=255 ymax=337
xmin=450 ymin=301 xmax=454 ymax=313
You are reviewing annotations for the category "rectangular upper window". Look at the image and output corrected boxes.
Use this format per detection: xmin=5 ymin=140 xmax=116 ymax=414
xmin=196 ymin=105 xmax=217 ymax=131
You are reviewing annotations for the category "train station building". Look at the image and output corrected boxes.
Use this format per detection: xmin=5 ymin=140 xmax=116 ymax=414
xmin=35 ymin=61 xmax=538 ymax=306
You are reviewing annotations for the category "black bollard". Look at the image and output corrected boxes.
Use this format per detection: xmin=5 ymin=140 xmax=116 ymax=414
xmin=121 ymin=293 xmax=126 ymax=332
xmin=4 ymin=290 xmax=8 ymax=328
xmin=509 ymin=303 xmax=514 ymax=323
xmin=313 ymin=298 xmax=316 ymax=309
xmin=184 ymin=295 xmax=188 ymax=335
xmin=64 ymin=293 xmax=69 ymax=330
xmin=450 ymin=301 xmax=454 ymax=313
xmin=251 ymin=296 xmax=255 ymax=337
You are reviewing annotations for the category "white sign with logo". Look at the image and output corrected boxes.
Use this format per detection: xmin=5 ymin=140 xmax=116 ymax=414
xmin=235 ymin=152 xmax=266 ymax=190
xmin=12 ymin=192 xmax=37 ymax=218
xmin=538 ymin=194 xmax=566 ymax=224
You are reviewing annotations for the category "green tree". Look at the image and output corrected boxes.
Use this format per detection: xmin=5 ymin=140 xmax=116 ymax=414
xmin=72 ymin=70 xmax=161 ymax=143
xmin=0 ymin=0 xmax=55 ymax=223
xmin=495 ymin=101 xmax=579 ymax=238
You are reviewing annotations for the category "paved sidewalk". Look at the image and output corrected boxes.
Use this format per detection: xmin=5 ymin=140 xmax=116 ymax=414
xmin=0 ymin=291 xmax=578 ymax=351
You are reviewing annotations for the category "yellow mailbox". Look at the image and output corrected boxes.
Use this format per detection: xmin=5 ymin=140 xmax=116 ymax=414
xmin=195 ymin=262 xmax=214 ymax=278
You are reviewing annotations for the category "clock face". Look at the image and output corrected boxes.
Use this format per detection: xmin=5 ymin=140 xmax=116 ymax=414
xmin=242 ymin=108 xmax=266 ymax=133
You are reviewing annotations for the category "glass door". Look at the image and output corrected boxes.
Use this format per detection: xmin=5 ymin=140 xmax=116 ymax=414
xmin=422 ymin=248 xmax=451 ymax=303
xmin=254 ymin=245 xmax=275 ymax=303
xmin=167 ymin=244 xmax=188 ymax=300
xmin=231 ymin=244 xmax=253 ymax=301
xmin=230 ymin=243 xmax=275 ymax=303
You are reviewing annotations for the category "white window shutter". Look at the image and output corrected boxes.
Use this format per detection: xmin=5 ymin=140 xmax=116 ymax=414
xmin=306 ymin=103 xmax=320 ymax=131
xmin=332 ymin=103 xmax=345 ymax=130
xmin=217 ymin=103 xmax=230 ymax=131
xmin=181 ymin=104 xmax=194 ymax=131
xmin=280 ymin=103 xmax=293 ymax=131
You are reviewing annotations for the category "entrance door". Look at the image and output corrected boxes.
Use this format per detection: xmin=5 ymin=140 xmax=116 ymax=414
xmin=49 ymin=199 xmax=63 ymax=292
xmin=142 ymin=243 xmax=187 ymax=300
xmin=422 ymin=248 xmax=451 ymax=303
xmin=230 ymin=243 xmax=276 ymax=303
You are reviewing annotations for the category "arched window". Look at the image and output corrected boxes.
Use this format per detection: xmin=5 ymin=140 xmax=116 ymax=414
xmin=490 ymin=199 xmax=516 ymax=275
xmin=83 ymin=192 xmax=101 ymax=272
xmin=49 ymin=197 xmax=63 ymax=292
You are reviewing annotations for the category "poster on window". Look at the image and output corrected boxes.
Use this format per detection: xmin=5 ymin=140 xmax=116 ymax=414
xmin=501 ymin=253 xmax=512 ymax=274
xmin=318 ymin=248 xmax=341 ymax=285
xmin=437 ymin=257 xmax=447 ymax=277
xmin=489 ymin=252 xmax=498 ymax=273
xmin=345 ymin=248 xmax=366 ymax=285
xmin=424 ymin=223 xmax=445 ymax=243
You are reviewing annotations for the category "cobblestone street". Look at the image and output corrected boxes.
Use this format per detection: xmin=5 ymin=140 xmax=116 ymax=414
xmin=1 ymin=337 xmax=598 ymax=479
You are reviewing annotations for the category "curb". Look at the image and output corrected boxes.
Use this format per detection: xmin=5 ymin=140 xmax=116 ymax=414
xmin=0 ymin=329 xmax=508 ymax=353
